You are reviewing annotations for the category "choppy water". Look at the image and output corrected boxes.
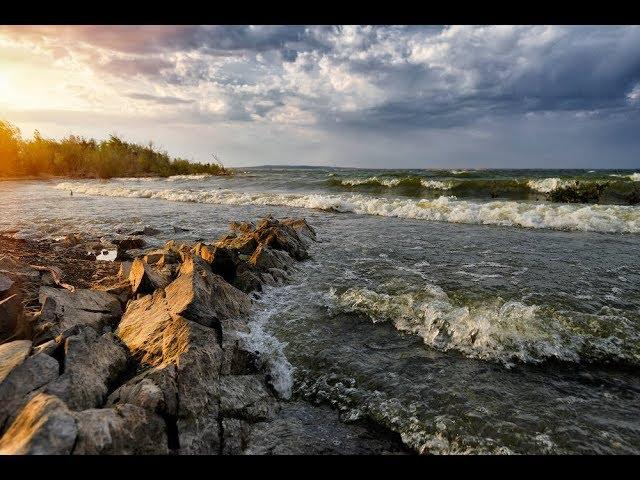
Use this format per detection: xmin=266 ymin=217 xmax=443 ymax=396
xmin=1 ymin=167 xmax=639 ymax=454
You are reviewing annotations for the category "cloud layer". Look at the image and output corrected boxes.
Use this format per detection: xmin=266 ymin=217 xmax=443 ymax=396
xmin=1 ymin=25 xmax=639 ymax=167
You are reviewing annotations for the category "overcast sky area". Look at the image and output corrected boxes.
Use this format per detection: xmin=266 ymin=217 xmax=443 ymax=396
xmin=0 ymin=25 xmax=639 ymax=169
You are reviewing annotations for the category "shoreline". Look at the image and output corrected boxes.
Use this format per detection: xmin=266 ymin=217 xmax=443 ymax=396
xmin=0 ymin=218 xmax=410 ymax=455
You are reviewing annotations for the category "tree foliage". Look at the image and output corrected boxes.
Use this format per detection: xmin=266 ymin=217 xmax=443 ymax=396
xmin=0 ymin=120 xmax=230 ymax=179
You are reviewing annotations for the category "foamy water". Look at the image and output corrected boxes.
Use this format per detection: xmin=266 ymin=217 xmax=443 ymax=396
xmin=55 ymin=181 xmax=640 ymax=233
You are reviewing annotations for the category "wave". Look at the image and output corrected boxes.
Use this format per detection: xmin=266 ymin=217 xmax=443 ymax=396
xmin=329 ymin=175 xmax=637 ymax=199
xmin=526 ymin=178 xmax=577 ymax=193
xmin=54 ymin=182 xmax=640 ymax=233
xmin=328 ymin=175 xmax=452 ymax=190
xmin=610 ymin=173 xmax=640 ymax=181
xmin=329 ymin=286 xmax=640 ymax=367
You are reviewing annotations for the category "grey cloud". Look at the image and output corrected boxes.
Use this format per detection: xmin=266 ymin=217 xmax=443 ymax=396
xmin=125 ymin=92 xmax=193 ymax=105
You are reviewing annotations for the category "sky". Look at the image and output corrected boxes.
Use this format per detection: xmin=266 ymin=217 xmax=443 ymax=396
xmin=0 ymin=25 xmax=639 ymax=169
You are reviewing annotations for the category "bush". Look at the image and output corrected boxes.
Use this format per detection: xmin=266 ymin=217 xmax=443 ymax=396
xmin=0 ymin=120 xmax=231 ymax=179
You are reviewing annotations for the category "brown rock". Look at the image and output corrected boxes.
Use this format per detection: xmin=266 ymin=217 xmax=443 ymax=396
xmin=113 ymin=237 xmax=146 ymax=251
xmin=129 ymin=258 xmax=171 ymax=296
xmin=0 ymin=294 xmax=22 ymax=341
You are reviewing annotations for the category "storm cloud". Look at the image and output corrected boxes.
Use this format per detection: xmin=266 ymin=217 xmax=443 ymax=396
xmin=0 ymin=25 xmax=638 ymax=167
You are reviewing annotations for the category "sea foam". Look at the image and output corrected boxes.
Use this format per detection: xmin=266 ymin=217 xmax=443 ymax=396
xmin=329 ymin=286 xmax=640 ymax=367
xmin=54 ymin=182 xmax=640 ymax=233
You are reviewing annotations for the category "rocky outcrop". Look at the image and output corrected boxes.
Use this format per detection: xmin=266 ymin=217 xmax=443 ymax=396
xmin=0 ymin=216 xmax=402 ymax=456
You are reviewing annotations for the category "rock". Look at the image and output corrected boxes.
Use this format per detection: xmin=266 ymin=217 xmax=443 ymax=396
xmin=191 ymin=242 xmax=215 ymax=263
xmin=0 ymin=340 xmax=32 ymax=384
xmin=248 ymin=244 xmax=294 ymax=272
xmin=173 ymin=226 xmax=190 ymax=233
xmin=221 ymin=417 xmax=251 ymax=454
xmin=219 ymin=375 xmax=279 ymax=422
xmin=143 ymin=250 xmax=179 ymax=268
xmin=254 ymin=219 xmax=308 ymax=261
xmin=281 ymin=218 xmax=317 ymax=243
xmin=0 ymin=255 xmax=39 ymax=281
xmin=44 ymin=328 xmax=128 ymax=410
xmin=73 ymin=404 xmax=168 ymax=455
xmin=244 ymin=402 xmax=408 ymax=455
xmin=129 ymin=226 xmax=161 ymax=237
xmin=0 ymin=393 xmax=77 ymax=455
xmin=0 ymin=273 xmax=16 ymax=298
xmin=113 ymin=237 xmax=146 ymax=251
xmin=117 ymin=261 xmax=132 ymax=280
xmin=117 ymin=291 xmax=224 ymax=454
xmin=128 ymin=258 xmax=170 ymax=296
xmin=107 ymin=365 xmax=178 ymax=416
xmin=0 ymin=294 xmax=22 ymax=341
xmin=217 ymin=235 xmax=257 ymax=256
xmin=33 ymin=287 xmax=122 ymax=341
xmin=61 ymin=233 xmax=83 ymax=247
xmin=165 ymin=255 xmax=251 ymax=330
xmin=0 ymin=352 xmax=59 ymax=434
xmin=220 ymin=335 xmax=259 ymax=376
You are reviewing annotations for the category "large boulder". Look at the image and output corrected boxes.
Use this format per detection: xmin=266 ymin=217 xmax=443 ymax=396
xmin=116 ymin=273 xmax=229 ymax=454
xmin=0 ymin=393 xmax=77 ymax=455
xmin=0 ymin=345 xmax=59 ymax=433
xmin=32 ymin=287 xmax=122 ymax=342
xmin=165 ymin=255 xmax=251 ymax=330
xmin=73 ymin=404 xmax=168 ymax=455
xmin=44 ymin=328 xmax=129 ymax=410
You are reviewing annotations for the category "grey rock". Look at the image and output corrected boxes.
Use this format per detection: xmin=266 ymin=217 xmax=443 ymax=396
xmin=73 ymin=403 xmax=168 ymax=455
xmin=0 ymin=294 xmax=22 ymax=341
xmin=0 ymin=340 xmax=32 ymax=384
xmin=33 ymin=286 xmax=122 ymax=341
xmin=0 ymin=352 xmax=59 ymax=433
xmin=0 ymin=393 xmax=77 ymax=455
xmin=244 ymin=402 xmax=408 ymax=455
xmin=219 ymin=375 xmax=279 ymax=422
xmin=44 ymin=328 xmax=128 ymax=410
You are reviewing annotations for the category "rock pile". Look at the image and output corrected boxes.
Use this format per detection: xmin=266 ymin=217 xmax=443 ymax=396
xmin=0 ymin=217 xmax=317 ymax=454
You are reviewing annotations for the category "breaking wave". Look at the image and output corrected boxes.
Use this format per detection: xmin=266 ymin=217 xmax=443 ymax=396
xmin=55 ymin=182 xmax=640 ymax=233
xmin=329 ymin=286 xmax=640 ymax=367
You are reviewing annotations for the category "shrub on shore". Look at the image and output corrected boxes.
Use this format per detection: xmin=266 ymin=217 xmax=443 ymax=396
xmin=0 ymin=120 xmax=231 ymax=179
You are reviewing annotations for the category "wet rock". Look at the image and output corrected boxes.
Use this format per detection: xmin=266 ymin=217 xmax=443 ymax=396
xmin=281 ymin=218 xmax=317 ymax=243
xmin=0 ymin=351 xmax=59 ymax=433
xmin=0 ymin=393 xmax=77 ymax=455
xmin=222 ymin=418 xmax=250 ymax=454
xmin=219 ymin=375 xmax=279 ymax=422
xmin=73 ymin=403 xmax=168 ymax=455
xmin=220 ymin=335 xmax=259 ymax=376
xmin=253 ymin=217 xmax=309 ymax=260
xmin=248 ymin=244 xmax=294 ymax=272
xmin=244 ymin=402 xmax=408 ymax=455
xmin=33 ymin=287 xmax=122 ymax=342
xmin=128 ymin=258 xmax=171 ymax=296
xmin=44 ymin=328 xmax=128 ymax=410
xmin=113 ymin=237 xmax=146 ymax=251
xmin=173 ymin=226 xmax=190 ymax=233
xmin=129 ymin=226 xmax=161 ymax=237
